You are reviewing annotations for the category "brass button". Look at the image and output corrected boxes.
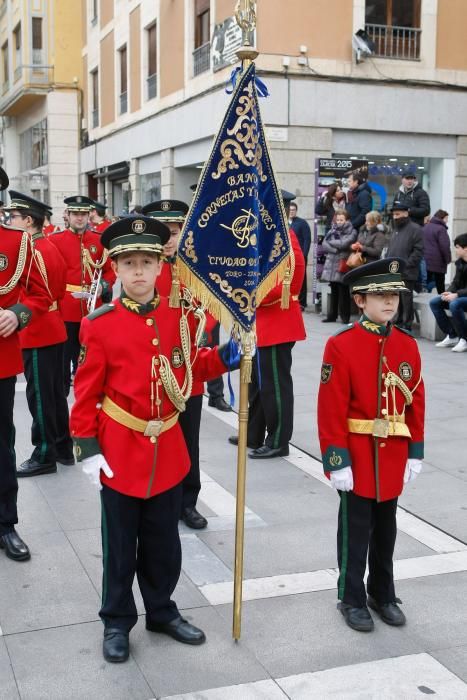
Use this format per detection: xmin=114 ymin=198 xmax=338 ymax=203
xmin=156 ymin=399 xmax=162 ymax=406
xmin=382 ymin=373 xmax=386 ymax=379
xmin=381 ymin=408 xmax=388 ymax=415
xmin=146 ymin=319 xmax=154 ymax=326
xmin=157 ymin=379 xmax=162 ymax=386
xmin=380 ymin=442 xmax=386 ymax=447
xmin=150 ymin=436 xmax=157 ymax=444
xmin=152 ymin=338 xmax=158 ymax=345
xmin=382 ymin=392 xmax=387 ymax=398
xmin=383 ymin=356 xmax=387 ymax=362
xmin=378 ymin=339 xmax=382 ymax=344
xmin=153 ymin=358 xmax=160 ymax=366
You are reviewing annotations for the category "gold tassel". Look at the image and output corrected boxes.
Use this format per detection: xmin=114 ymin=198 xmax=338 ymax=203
xmin=169 ymin=263 xmax=181 ymax=308
xmin=280 ymin=261 xmax=291 ymax=309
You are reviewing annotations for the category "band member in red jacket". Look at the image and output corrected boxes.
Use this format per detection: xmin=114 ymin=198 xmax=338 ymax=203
xmin=141 ymin=199 xmax=219 ymax=529
xmin=50 ymin=196 xmax=115 ymax=395
xmin=70 ymin=216 xmax=237 ymax=663
xmin=229 ymin=190 xmax=306 ymax=458
xmin=318 ymin=258 xmax=425 ymax=633
xmin=90 ymin=200 xmax=112 ymax=235
xmin=0 ymin=169 xmax=53 ymax=561
xmin=4 ymin=192 xmax=74 ymax=478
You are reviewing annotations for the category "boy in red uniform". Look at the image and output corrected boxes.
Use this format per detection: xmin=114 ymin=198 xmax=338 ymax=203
xmin=4 ymin=191 xmax=73 ymax=477
xmin=318 ymin=258 xmax=425 ymax=632
xmin=70 ymin=216 xmax=237 ymax=663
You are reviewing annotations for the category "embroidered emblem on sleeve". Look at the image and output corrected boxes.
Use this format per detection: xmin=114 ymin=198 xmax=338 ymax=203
xmin=320 ymin=363 xmax=333 ymax=384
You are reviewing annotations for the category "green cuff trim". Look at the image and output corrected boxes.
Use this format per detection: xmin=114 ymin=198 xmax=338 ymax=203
xmin=9 ymin=303 xmax=32 ymax=329
xmin=322 ymin=446 xmax=352 ymax=472
xmin=74 ymin=437 xmax=100 ymax=462
xmin=408 ymin=441 xmax=424 ymax=459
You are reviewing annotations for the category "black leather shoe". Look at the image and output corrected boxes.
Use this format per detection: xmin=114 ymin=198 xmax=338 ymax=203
xmin=16 ymin=459 xmax=57 ymax=477
xmin=56 ymin=455 xmax=75 ymax=466
xmin=338 ymin=602 xmax=374 ymax=632
xmin=228 ymin=435 xmax=262 ymax=449
xmin=249 ymin=445 xmax=289 ymax=459
xmin=208 ymin=397 xmax=232 ymax=412
xmin=103 ymin=628 xmax=129 ymax=663
xmin=321 ymin=318 xmax=337 ymax=323
xmin=181 ymin=507 xmax=208 ymax=529
xmin=0 ymin=530 xmax=31 ymax=561
xmin=367 ymin=596 xmax=406 ymax=626
xmin=146 ymin=616 xmax=206 ymax=645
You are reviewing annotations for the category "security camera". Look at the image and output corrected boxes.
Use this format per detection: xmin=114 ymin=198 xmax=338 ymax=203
xmin=282 ymin=56 xmax=290 ymax=68
xmin=352 ymin=29 xmax=375 ymax=63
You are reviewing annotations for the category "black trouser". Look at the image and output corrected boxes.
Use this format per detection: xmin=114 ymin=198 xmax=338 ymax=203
xmin=0 ymin=376 xmax=18 ymax=536
xmin=337 ymin=491 xmax=398 ymax=608
xmin=427 ymin=270 xmax=445 ymax=294
xmin=329 ymin=282 xmax=351 ymax=322
xmin=248 ymin=342 xmax=295 ymax=449
xmin=23 ymin=344 xmax=73 ymax=465
xmin=299 ymin=255 xmax=308 ymax=308
xmin=395 ymin=280 xmax=415 ymax=329
xmin=206 ymin=322 xmax=225 ymax=400
xmin=64 ymin=321 xmax=81 ymax=396
xmin=178 ymin=394 xmax=203 ymax=511
xmin=100 ymin=483 xmax=182 ymax=631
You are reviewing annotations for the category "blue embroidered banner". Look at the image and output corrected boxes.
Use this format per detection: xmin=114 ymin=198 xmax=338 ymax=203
xmin=177 ymin=62 xmax=291 ymax=335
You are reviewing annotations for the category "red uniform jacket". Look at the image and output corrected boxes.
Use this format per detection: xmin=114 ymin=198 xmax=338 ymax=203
xmin=317 ymin=317 xmax=425 ymax=502
xmin=256 ymin=230 xmax=306 ymax=347
xmin=20 ymin=233 xmax=67 ymax=349
xmin=0 ymin=226 xmax=52 ymax=378
xmin=42 ymin=224 xmax=60 ymax=236
xmin=156 ymin=260 xmax=218 ymax=396
xmin=91 ymin=220 xmax=111 ymax=235
xmin=49 ymin=229 xmax=115 ymax=322
xmin=70 ymin=296 xmax=228 ymax=499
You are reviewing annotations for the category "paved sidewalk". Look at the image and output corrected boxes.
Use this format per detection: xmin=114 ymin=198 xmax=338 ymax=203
xmin=1 ymin=312 xmax=466 ymax=699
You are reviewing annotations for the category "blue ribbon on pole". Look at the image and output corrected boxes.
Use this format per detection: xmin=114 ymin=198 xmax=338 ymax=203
xmin=226 ymin=67 xmax=269 ymax=97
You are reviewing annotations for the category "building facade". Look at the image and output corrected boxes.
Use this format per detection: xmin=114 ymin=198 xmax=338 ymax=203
xmin=78 ymin=0 xmax=467 ymax=237
xmin=0 ymin=0 xmax=83 ymax=221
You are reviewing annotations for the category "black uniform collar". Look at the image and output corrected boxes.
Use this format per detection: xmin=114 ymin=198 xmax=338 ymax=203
xmin=358 ymin=314 xmax=392 ymax=336
xmin=120 ymin=290 xmax=160 ymax=315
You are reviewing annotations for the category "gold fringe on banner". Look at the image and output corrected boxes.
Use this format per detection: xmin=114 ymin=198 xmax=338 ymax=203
xmin=169 ymin=263 xmax=181 ymax=308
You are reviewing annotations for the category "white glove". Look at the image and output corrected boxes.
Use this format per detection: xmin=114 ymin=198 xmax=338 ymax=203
xmin=404 ymin=458 xmax=423 ymax=484
xmin=81 ymin=454 xmax=114 ymax=490
xmin=330 ymin=466 xmax=353 ymax=492
xmin=71 ymin=291 xmax=92 ymax=299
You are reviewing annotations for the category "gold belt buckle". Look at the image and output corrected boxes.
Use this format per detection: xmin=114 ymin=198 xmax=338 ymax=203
xmin=372 ymin=418 xmax=389 ymax=438
xmin=144 ymin=420 xmax=164 ymax=438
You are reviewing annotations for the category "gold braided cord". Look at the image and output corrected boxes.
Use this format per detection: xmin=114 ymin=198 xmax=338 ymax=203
xmin=81 ymin=246 xmax=109 ymax=280
xmin=0 ymin=231 xmax=28 ymax=295
xmin=32 ymin=247 xmax=52 ymax=298
xmin=352 ymin=281 xmax=407 ymax=293
xmin=158 ymin=311 xmax=193 ymax=413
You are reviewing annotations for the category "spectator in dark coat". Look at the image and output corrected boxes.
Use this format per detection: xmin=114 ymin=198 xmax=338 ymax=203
xmin=392 ymin=171 xmax=430 ymax=227
xmin=387 ymin=201 xmax=424 ymax=330
xmin=315 ymin=183 xmax=346 ymax=232
xmin=346 ymin=174 xmax=372 ymax=230
xmin=430 ymin=233 xmax=467 ymax=353
xmin=321 ymin=209 xmax=357 ymax=324
xmin=351 ymin=210 xmax=389 ymax=264
xmin=423 ymin=210 xmax=451 ymax=293
xmin=289 ymin=202 xmax=312 ymax=309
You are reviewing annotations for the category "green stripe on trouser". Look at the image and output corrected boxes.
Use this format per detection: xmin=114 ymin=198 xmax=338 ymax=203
xmin=32 ymin=348 xmax=48 ymax=462
xmin=338 ymin=492 xmax=349 ymax=600
xmin=271 ymin=346 xmax=283 ymax=449
xmin=100 ymin=493 xmax=109 ymax=608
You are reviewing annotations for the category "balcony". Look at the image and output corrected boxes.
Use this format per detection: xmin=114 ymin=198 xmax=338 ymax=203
xmin=119 ymin=91 xmax=127 ymax=114
xmin=365 ymin=24 xmax=421 ymax=61
xmin=193 ymin=42 xmax=210 ymax=76
xmin=0 ymin=63 xmax=54 ymax=115
xmin=147 ymin=73 xmax=157 ymax=100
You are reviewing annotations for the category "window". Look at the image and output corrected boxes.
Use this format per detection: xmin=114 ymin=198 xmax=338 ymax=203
xmin=13 ymin=24 xmax=21 ymax=77
xmin=147 ymin=23 xmax=157 ymax=99
xmin=20 ymin=119 xmax=48 ymax=171
xmin=365 ymin=0 xmax=421 ymax=60
xmin=91 ymin=69 xmax=99 ymax=127
xmin=91 ymin=0 xmax=98 ymax=24
xmin=119 ymin=45 xmax=127 ymax=114
xmin=2 ymin=41 xmax=9 ymax=92
xmin=193 ymin=0 xmax=210 ymax=76
xmin=32 ymin=17 xmax=43 ymax=64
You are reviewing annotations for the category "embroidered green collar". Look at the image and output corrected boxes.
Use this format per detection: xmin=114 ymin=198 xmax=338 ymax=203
xmin=120 ymin=292 xmax=160 ymax=315
xmin=359 ymin=314 xmax=392 ymax=336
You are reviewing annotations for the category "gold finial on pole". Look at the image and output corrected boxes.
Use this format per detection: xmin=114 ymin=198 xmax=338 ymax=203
xmin=235 ymin=0 xmax=259 ymax=65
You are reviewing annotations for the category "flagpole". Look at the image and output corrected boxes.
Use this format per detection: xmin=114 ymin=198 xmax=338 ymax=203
xmin=232 ymin=0 xmax=259 ymax=642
